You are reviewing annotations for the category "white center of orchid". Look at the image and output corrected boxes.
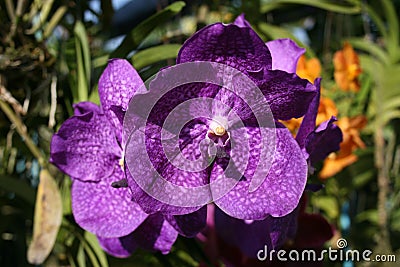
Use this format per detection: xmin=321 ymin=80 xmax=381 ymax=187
xmin=209 ymin=116 xmax=229 ymax=136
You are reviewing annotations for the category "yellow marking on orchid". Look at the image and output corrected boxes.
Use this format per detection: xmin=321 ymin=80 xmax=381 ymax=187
xmin=214 ymin=125 xmax=226 ymax=136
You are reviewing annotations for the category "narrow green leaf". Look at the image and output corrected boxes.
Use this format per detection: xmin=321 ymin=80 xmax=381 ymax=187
xmin=348 ymin=38 xmax=389 ymax=65
xmin=84 ymin=232 xmax=109 ymax=267
xmin=73 ymin=21 xmax=91 ymax=102
xmin=261 ymin=0 xmax=361 ymax=14
xmin=382 ymin=0 xmax=399 ymax=60
xmin=381 ymin=110 xmax=400 ymax=126
xmin=77 ymin=244 xmax=87 ymax=267
xmin=311 ymin=196 xmax=339 ymax=219
xmin=60 ymin=176 xmax=72 ymax=215
xmin=383 ymin=97 xmax=400 ymax=113
xmin=43 ymin=5 xmax=67 ymax=39
xmin=25 ymin=0 xmax=55 ymax=34
xmin=83 ymin=241 xmax=101 ymax=267
xmin=92 ymin=55 xmax=109 ymax=68
xmin=355 ymin=210 xmax=378 ymax=224
xmin=110 ymin=1 xmax=186 ymax=59
xmin=132 ymin=44 xmax=181 ymax=70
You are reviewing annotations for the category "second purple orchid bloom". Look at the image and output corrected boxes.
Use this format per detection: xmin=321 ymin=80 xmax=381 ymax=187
xmin=50 ymin=14 xmax=342 ymax=258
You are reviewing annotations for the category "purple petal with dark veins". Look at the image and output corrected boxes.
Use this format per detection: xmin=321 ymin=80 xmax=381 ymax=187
xmin=73 ymin=101 xmax=101 ymax=116
xmin=210 ymin=77 xmax=275 ymax=128
xmin=130 ymin=213 xmax=178 ymax=254
xmin=266 ymin=39 xmax=306 ymax=73
xmin=177 ymin=17 xmax=272 ymax=73
xmin=98 ymin=59 xmax=145 ymax=142
xmin=296 ymin=78 xmax=321 ymax=148
xmin=213 ymin=127 xmax=307 ymax=219
xmin=50 ymin=110 xmax=120 ymax=182
xmin=219 ymin=126 xmax=275 ymax=194
xmin=305 ymin=116 xmax=343 ymax=166
xmin=166 ymin=206 xmax=207 ymax=237
xmin=125 ymin=122 xmax=210 ymax=214
xmin=214 ymin=206 xmax=299 ymax=258
xmin=97 ymin=235 xmax=137 ymax=258
xmin=124 ymin=63 xmax=220 ymax=138
xmin=98 ymin=214 xmax=178 ymax=257
xmin=258 ymin=70 xmax=317 ymax=120
xmin=71 ymin=166 xmax=148 ymax=238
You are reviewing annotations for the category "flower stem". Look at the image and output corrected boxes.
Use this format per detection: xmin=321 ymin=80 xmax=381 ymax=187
xmin=375 ymin=125 xmax=391 ymax=251
xmin=0 ymin=99 xmax=46 ymax=167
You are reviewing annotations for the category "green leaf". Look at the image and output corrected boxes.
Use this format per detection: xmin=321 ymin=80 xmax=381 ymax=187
xmin=84 ymin=232 xmax=109 ymax=267
xmin=311 ymin=196 xmax=339 ymax=220
xmin=348 ymin=38 xmax=389 ymax=65
xmin=260 ymin=0 xmax=361 ymax=14
xmin=110 ymin=1 xmax=186 ymax=59
xmin=382 ymin=0 xmax=399 ymax=60
xmin=25 ymin=0 xmax=55 ymax=35
xmin=60 ymin=176 xmax=72 ymax=215
xmin=74 ymin=21 xmax=91 ymax=102
xmin=383 ymin=97 xmax=400 ymax=113
xmin=43 ymin=5 xmax=68 ymax=39
xmin=355 ymin=209 xmax=378 ymax=225
xmin=131 ymin=44 xmax=181 ymax=70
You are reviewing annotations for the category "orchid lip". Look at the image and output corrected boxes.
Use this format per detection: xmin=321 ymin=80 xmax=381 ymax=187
xmin=214 ymin=125 xmax=226 ymax=136
xmin=209 ymin=116 xmax=229 ymax=135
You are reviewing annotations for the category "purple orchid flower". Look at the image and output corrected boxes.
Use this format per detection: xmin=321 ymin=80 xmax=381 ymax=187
xmin=124 ymin=15 xmax=317 ymax=223
xmin=207 ymin=47 xmax=342 ymax=260
xmin=50 ymin=59 xmax=180 ymax=257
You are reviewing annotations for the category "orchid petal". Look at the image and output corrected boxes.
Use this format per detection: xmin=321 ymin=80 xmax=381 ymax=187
xmin=50 ymin=109 xmax=120 ymax=182
xmin=266 ymin=39 xmax=306 ymax=73
xmin=213 ymin=127 xmax=307 ymax=219
xmin=71 ymin=167 xmax=148 ymax=238
xmin=177 ymin=17 xmax=272 ymax=73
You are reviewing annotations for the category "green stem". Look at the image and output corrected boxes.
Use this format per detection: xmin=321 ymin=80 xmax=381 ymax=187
xmin=374 ymin=77 xmax=391 ymax=252
xmin=0 ymin=99 xmax=46 ymax=167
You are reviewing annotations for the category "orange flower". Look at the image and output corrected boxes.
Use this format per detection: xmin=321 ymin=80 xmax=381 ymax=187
xmin=333 ymin=42 xmax=362 ymax=92
xmin=316 ymin=97 xmax=338 ymax=126
xmin=282 ymin=56 xmax=338 ymax=133
xmin=296 ymin=55 xmax=322 ymax=83
xmin=319 ymin=116 xmax=367 ymax=179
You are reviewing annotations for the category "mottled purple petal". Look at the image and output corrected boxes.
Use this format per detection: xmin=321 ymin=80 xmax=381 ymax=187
xmin=124 ymin=63 xmax=220 ymax=139
xmin=266 ymin=39 xmax=306 ymax=73
xmin=73 ymin=101 xmax=101 ymax=115
xmin=129 ymin=213 xmax=178 ymax=254
xmin=50 ymin=110 xmax=120 ymax=182
xmin=213 ymin=127 xmax=307 ymax=219
xmin=177 ymin=17 xmax=272 ymax=73
xmin=97 ymin=235 xmax=137 ymax=258
xmin=258 ymin=70 xmax=317 ymax=120
xmin=296 ymin=78 xmax=321 ymax=148
xmin=305 ymin=116 xmax=343 ymax=166
xmin=98 ymin=59 xmax=145 ymax=142
xmin=166 ymin=206 xmax=207 ymax=237
xmin=215 ymin=206 xmax=298 ymax=258
xmin=71 ymin=167 xmax=148 ymax=238
xmin=125 ymin=123 xmax=210 ymax=215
